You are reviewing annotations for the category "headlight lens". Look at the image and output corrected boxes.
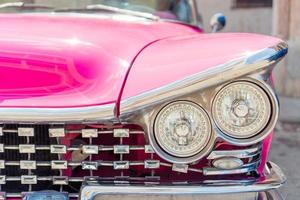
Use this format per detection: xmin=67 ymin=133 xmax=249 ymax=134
xmin=212 ymin=81 xmax=271 ymax=139
xmin=154 ymin=101 xmax=211 ymax=158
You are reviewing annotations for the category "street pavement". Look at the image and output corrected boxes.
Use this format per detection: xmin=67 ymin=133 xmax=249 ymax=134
xmin=269 ymin=122 xmax=300 ymax=200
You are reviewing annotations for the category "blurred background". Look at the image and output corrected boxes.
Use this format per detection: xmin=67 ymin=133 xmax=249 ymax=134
xmin=0 ymin=0 xmax=299 ymax=199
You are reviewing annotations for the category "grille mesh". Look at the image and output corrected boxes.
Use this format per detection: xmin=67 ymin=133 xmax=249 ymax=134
xmin=0 ymin=125 xmax=59 ymax=193
xmin=0 ymin=124 xmax=261 ymax=198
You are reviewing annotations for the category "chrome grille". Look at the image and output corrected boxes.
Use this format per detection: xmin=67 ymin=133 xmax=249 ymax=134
xmin=0 ymin=124 xmax=59 ymax=194
xmin=0 ymin=124 xmax=262 ymax=198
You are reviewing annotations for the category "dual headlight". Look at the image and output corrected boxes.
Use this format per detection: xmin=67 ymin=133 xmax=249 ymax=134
xmin=212 ymin=81 xmax=271 ymax=139
xmin=154 ymin=101 xmax=211 ymax=158
xmin=153 ymin=81 xmax=273 ymax=160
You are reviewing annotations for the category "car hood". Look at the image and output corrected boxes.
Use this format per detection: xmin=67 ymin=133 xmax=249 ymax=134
xmin=0 ymin=13 xmax=198 ymax=108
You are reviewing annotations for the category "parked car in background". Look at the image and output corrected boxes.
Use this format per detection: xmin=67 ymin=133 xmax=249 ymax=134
xmin=0 ymin=0 xmax=288 ymax=200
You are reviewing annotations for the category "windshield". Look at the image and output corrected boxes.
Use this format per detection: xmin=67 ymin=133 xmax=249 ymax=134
xmin=0 ymin=0 xmax=198 ymax=25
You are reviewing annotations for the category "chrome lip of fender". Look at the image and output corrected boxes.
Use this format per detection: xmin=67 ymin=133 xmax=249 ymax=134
xmin=79 ymin=162 xmax=286 ymax=200
xmin=120 ymin=42 xmax=288 ymax=116
xmin=0 ymin=103 xmax=116 ymax=123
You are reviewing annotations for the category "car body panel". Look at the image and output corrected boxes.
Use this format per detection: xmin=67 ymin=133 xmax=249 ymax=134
xmin=0 ymin=13 xmax=199 ymax=108
xmin=120 ymin=33 xmax=282 ymax=102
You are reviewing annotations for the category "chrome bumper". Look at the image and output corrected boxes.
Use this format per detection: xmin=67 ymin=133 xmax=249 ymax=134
xmin=80 ymin=162 xmax=286 ymax=200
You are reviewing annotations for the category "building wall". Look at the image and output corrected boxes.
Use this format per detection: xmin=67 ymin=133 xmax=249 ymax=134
xmin=196 ymin=0 xmax=273 ymax=34
xmin=272 ymin=0 xmax=300 ymax=97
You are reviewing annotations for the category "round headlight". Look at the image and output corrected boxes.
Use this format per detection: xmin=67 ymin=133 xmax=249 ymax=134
xmin=212 ymin=81 xmax=271 ymax=139
xmin=154 ymin=101 xmax=211 ymax=158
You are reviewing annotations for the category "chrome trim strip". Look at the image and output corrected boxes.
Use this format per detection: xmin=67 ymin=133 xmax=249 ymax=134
xmin=80 ymin=162 xmax=286 ymax=200
xmin=0 ymin=103 xmax=115 ymax=123
xmin=4 ymin=176 xmax=84 ymax=182
xmin=4 ymin=193 xmax=79 ymax=198
xmin=207 ymin=146 xmax=261 ymax=160
xmin=85 ymin=4 xmax=159 ymax=21
xmin=2 ymin=191 xmax=284 ymax=200
xmin=203 ymin=161 xmax=259 ymax=175
xmin=120 ymin=42 xmax=288 ymax=115
xmin=0 ymin=128 xmax=144 ymax=135
xmin=0 ymin=160 xmax=203 ymax=173
xmin=1 ymin=144 xmax=148 ymax=153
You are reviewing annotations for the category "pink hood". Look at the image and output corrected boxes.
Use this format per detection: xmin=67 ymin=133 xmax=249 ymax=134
xmin=0 ymin=13 xmax=198 ymax=108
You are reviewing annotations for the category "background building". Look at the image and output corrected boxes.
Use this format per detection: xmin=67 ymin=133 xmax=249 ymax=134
xmin=197 ymin=0 xmax=273 ymax=35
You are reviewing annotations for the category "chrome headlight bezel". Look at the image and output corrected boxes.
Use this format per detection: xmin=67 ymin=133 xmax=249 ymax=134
xmin=153 ymin=101 xmax=212 ymax=158
xmin=149 ymin=101 xmax=214 ymax=164
xmin=211 ymin=79 xmax=278 ymax=145
xmin=212 ymin=81 xmax=272 ymax=139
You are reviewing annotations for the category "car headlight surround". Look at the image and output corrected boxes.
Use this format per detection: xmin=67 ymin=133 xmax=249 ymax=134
xmin=153 ymin=101 xmax=212 ymax=161
xmin=212 ymin=81 xmax=272 ymax=139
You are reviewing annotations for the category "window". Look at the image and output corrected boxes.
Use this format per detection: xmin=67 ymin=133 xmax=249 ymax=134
xmin=233 ymin=0 xmax=273 ymax=8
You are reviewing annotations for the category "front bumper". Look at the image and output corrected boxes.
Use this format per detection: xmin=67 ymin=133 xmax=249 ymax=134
xmin=90 ymin=191 xmax=283 ymax=200
xmin=80 ymin=162 xmax=286 ymax=200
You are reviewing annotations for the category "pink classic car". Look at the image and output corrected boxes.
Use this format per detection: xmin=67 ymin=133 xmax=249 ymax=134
xmin=0 ymin=1 xmax=288 ymax=200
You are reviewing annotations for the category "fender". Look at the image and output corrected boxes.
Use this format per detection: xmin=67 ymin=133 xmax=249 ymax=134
xmin=120 ymin=33 xmax=287 ymax=114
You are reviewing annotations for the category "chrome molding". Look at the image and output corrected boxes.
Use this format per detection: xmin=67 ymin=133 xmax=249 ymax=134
xmin=203 ymin=161 xmax=259 ymax=175
xmin=0 ymin=103 xmax=115 ymax=123
xmin=203 ymin=145 xmax=261 ymax=175
xmin=207 ymin=146 xmax=261 ymax=159
xmin=2 ymin=193 xmax=79 ymax=199
xmin=85 ymin=4 xmax=159 ymax=21
xmin=1 ymin=191 xmax=285 ymax=200
xmin=80 ymin=162 xmax=286 ymax=200
xmin=120 ymin=42 xmax=288 ymax=115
